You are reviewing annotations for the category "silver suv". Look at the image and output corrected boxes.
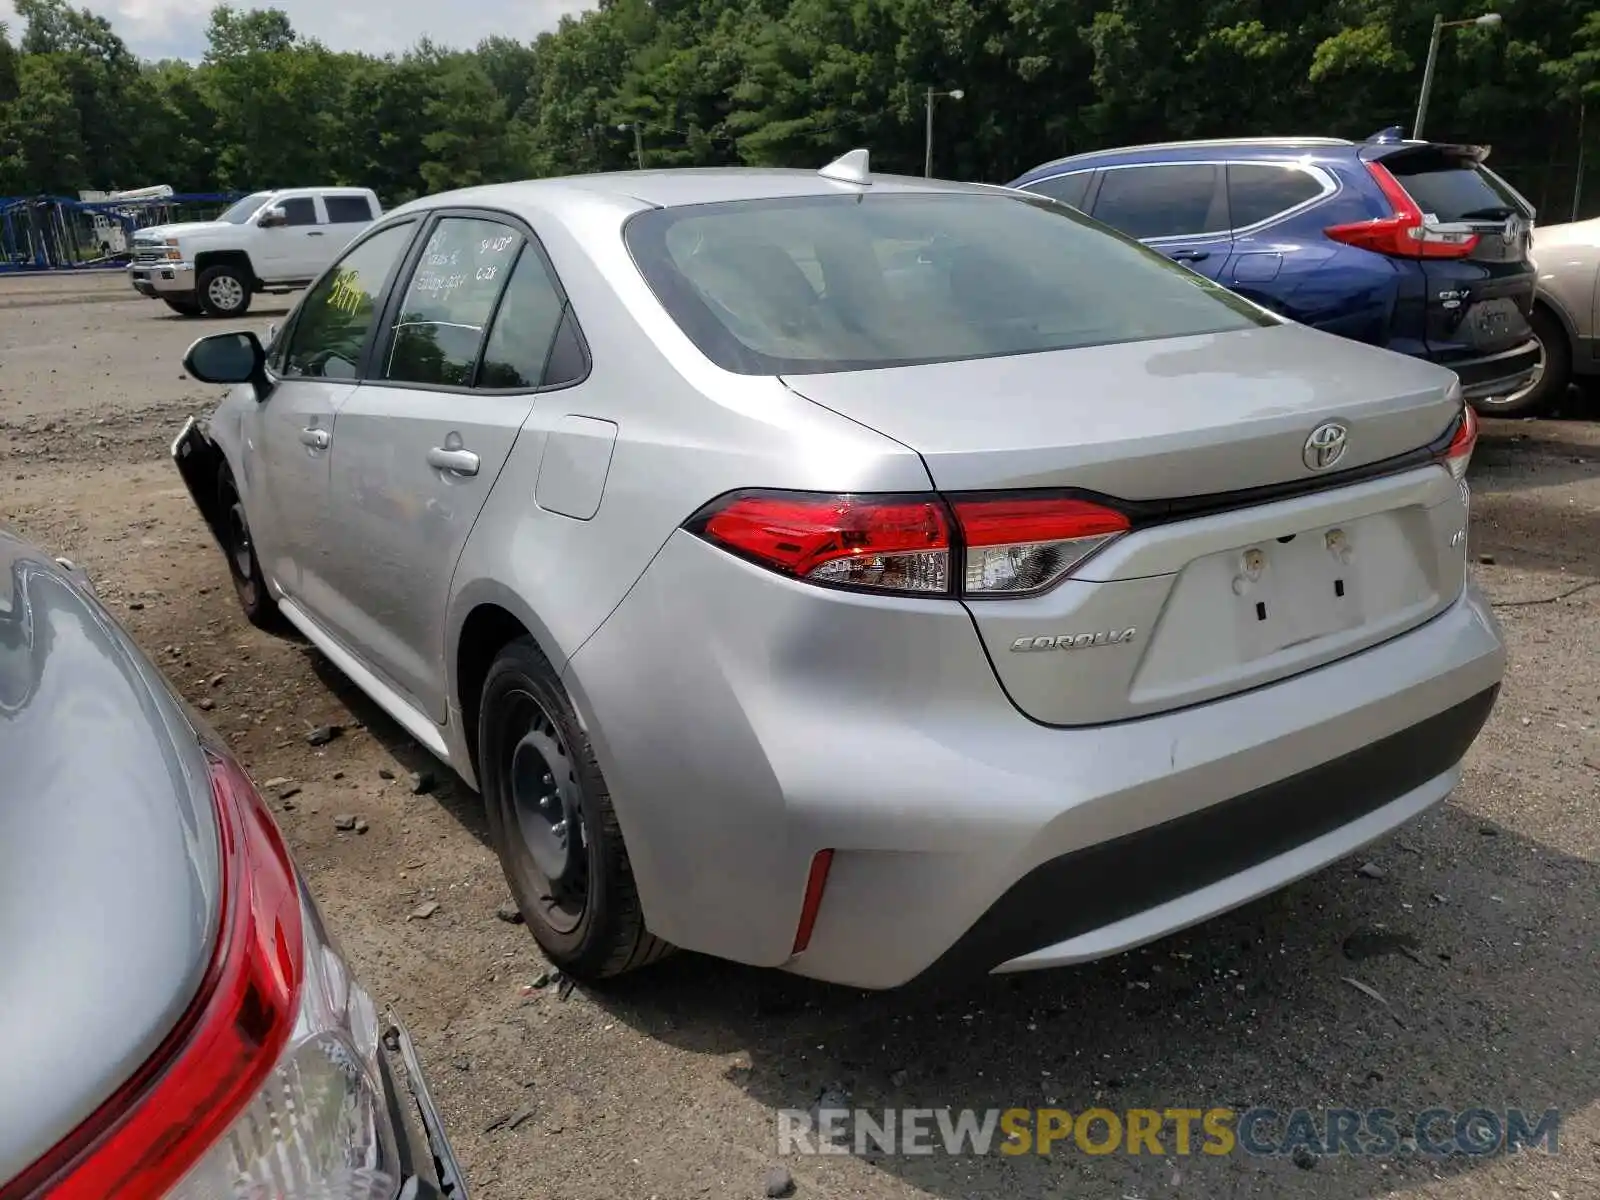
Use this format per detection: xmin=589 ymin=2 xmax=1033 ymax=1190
xmin=173 ymin=154 xmax=1506 ymax=991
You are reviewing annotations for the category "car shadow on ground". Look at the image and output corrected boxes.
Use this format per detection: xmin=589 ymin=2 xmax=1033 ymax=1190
xmin=582 ymin=804 xmax=1597 ymax=1197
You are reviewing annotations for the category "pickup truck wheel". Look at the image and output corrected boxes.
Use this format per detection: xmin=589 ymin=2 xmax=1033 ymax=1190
xmin=163 ymin=297 xmax=203 ymax=316
xmin=1472 ymin=306 xmax=1570 ymax=419
xmin=479 ymin=637 xmax=673 ymax=982
xmin=198 ymin=265 xmax=253 ymax=318
xmin=216 ymin=468 xmax=281 ymax=630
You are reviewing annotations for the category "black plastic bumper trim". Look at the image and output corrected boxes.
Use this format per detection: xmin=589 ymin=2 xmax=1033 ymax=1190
xmin=920 ymin=684 xmax=1499 ymax=981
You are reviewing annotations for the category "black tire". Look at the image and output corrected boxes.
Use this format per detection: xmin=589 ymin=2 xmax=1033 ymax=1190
xmin=478 ymin=636 xmax=671 ymax=981
xmin=197 ymin=264 xmax=253 ymax=318
xmin=1471 ymin=305 xmax=1571 ymax=419
xmin=216 ymin=467 xmax=281 ymax=630
xmin=163 ymin=296 xmax=203 ymax=316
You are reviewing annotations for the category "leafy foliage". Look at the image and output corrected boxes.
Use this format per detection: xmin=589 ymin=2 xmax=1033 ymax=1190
xmin=0 ymin=0 xmax=1596 ymax=218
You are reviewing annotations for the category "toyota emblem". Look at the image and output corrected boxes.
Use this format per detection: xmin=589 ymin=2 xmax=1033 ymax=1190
xmin=1303 ymin=422 xmax=1349 ymax=471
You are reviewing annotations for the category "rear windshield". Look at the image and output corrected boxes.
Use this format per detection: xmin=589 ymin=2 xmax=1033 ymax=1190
xmin=624 ymin=191 xmax=1275 ymax=375
xmin=1386 ymin=156 xmax=1528 ymax=222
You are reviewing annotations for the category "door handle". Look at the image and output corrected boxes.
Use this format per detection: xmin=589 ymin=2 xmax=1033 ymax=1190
xmin=427 ymin=446 xmax=480 ymax=476
xmin=306 ymin=231 xmax=325 ymax=237
xmin=1170 ymin=249 xmax=1210 ymax=262
xmin=299 ymin=427 xmax=331 ymax=450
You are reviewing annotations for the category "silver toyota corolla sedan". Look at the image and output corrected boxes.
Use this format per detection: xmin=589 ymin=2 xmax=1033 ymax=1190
xmin=0 ymin=531 xmax=466 ymax=1197
xmin=172 ymin=150 xmax=1507 ymax=992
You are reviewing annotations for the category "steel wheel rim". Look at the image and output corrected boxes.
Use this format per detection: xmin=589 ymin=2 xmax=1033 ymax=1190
xmin=499 ymin=690 xmax=588 ymax=935
xmin=225 ymin=499 xmax=254 ymax=581
xmin=208 ymin=274 xmax=245 ymax=311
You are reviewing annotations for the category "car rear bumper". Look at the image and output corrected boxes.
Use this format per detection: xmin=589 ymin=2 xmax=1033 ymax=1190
xmin=564 ymin=531 xmax=1506 ymax=990
xmin=1449 ymin=338 xmax=1541 ymax=401
xmin=128 ymin=261 xmax=195 ymax=298
xmin=380 ymin=1016 xmax=469 ymax=1199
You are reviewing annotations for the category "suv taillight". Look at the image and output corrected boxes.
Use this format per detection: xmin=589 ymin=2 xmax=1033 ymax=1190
xmin=1324 ymin=160 xmax=1480 ymax=260
xmin=687 ymin=489 xmax=1130 ymax=598
xmin=4 ymin=753 xmax=406 ymax=1199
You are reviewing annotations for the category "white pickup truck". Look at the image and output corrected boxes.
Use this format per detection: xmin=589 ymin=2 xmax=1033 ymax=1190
xmin=128 ymin=187 xmax=383 ymax=317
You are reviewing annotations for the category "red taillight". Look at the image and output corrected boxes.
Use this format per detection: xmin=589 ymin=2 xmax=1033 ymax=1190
xmin=4 ymin=754 xmax=304 ymax=1200
xmin=1442 ymin=404 xmax=1479 ymax=481
xmin=687 ymin=490 xmax=1131 ymax=598
xmin=695 ymin=491 xmax=953 ymax=594
xmin=791 ymin=849 xmax=834 ymax=955
xmin=1324 ymin=160 xmax=1479 ymax=260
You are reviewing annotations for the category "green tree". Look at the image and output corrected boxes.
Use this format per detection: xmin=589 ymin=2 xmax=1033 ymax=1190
xmin=0 ymin=53 xmax=88 ymax=193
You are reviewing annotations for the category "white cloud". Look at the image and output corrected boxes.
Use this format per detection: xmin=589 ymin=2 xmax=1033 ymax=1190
xmin=0 ymin=0 xmax=589 ymax=60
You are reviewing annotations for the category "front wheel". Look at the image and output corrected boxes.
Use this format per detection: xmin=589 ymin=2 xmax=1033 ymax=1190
xmin=478 ymin=637 xmax=672 ymax=981
xmin=216 ymin=468 xmax=281 ymax=630
xmin=198 ymin=265 xmax=253 ymax=318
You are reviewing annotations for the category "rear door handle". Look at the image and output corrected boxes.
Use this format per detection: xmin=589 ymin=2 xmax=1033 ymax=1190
xmin=299 ymin=427 xmax=331 ymax=450
xmin=427 ymin=446 xmax=480 ymax=476
xmin=1170 ymin=249 xmax=1210 ymax=262
xmin=306 ymin=231 xmax=325 ymax=237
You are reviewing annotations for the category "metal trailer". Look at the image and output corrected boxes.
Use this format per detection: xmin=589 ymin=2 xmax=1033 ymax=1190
xmin=0 ymin=191 xmax=245 ymax=272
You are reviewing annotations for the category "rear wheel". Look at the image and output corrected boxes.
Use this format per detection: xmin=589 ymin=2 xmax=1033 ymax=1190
xmin=478 ymin=636 xmax=671 ymax=981
xmin=1472 ymin=305 xmax=1570 ymax=419
xmin=198 ymin=264 xmax=253 ymax=318
xmin=163 ymin=296 xmax=203 ymax=317
xmin=216 ymin=468 xmax=280 ymax=630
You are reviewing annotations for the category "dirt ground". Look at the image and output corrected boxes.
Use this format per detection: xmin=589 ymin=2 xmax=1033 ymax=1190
xmin=3 ymin=271 xmax=1599 ymax=1200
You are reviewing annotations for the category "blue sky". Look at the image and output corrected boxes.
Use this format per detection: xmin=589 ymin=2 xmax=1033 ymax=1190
xmin=0 ymin=0 xmax=588 ymax=59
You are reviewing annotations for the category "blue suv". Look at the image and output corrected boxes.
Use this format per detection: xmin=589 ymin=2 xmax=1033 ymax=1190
xmin=1009 ymin=132 xmax=1544 ymax=415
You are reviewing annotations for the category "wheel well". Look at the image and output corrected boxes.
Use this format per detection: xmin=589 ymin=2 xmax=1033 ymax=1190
xmin=1533 ymin=295 xmax=1574 ymax=346
xmin=194 ymin=249 xmax=258 ymax=287
xmin=456 ymin=604 xmax=532 ymax=777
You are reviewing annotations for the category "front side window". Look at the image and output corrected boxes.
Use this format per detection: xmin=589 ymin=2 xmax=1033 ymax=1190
xmin=280 ymin=197 xmax=319 ymax=227
xmin=625 ymin=191 xmax=1271 ymax=376
xmin=1091 ymin=164 xmax=1227 ymax=240
xmin=382 ymin=217 xmax=523 ymax=388
xmin=281 ymin=221 xmax=416 ymax=380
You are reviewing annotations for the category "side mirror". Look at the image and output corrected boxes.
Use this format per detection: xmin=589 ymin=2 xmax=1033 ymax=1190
xmin=257 ymin=206 xmax=288 ymax=228
xmin=183 ymin=331 xmax=269 ymax=401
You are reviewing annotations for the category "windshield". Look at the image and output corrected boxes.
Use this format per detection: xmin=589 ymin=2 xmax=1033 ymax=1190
xmin=217 ymin=192 xmax=273 ymax=224
xmin=624 ymin=191 xmax=1275 ymax=376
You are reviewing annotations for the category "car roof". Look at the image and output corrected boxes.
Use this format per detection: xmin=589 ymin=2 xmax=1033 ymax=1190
xmin=1012 ymin=137 xmax=1358 ymax=182
xmin=388 ymin=166 xmax=1010 ymax=223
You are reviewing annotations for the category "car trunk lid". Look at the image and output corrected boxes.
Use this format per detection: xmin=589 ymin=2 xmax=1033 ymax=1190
xmin=782 ymin=323 xmax=1472 ymax=724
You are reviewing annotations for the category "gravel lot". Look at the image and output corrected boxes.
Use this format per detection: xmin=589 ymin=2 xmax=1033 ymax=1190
xmin=3 ymin=272 xmax=1598 ymax=1200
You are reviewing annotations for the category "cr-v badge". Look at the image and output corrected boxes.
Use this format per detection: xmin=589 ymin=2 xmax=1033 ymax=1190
xmin=1011 ymin=629 xmax=1137 ymax=652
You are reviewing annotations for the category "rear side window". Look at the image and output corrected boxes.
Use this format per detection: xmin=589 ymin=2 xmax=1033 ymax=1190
xmin=280 ymin=197 xmax=319 ymax=226
xmin=1091 ymin=164 xmax=1227 ymax=240
xmin=1385 ymin=156 xmax=1526 ymax=221
xmin=382 ymin=217 xmax=521 ymax=388
xmin=1227 ymin=164 xmax=1325 ymax=228
xmin=1021 ymin=171 xmax=1093 ymax=210
xmin=325 ymin=196 xmax=376 ymax=224
xmin=624 ymin=191 xmax=1273 ymax=376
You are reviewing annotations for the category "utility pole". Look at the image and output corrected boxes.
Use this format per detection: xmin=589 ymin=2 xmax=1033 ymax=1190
xmin=1414 ymin=12 xmax=1502 ymax=141
xmin=617 ymin=123 xmax=645 ymax=170
xmin=923 ymin=86 xmax=964 ymax=178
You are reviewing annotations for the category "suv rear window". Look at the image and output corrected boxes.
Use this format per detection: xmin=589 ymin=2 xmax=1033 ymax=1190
xmin=624 ymin=192 xmax=1273 ymax=375
xmin=1385 ymin=154 xmax=1527 ymax=221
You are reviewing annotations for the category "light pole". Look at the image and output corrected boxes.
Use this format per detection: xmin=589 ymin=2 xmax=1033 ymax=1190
xmin=924 ymin=86 xmax=964 ymax=178
xmin=617 ymin=122 xmax=645 ymax=170
xmin=1413 ymin=12 xmax=1502 ymax=141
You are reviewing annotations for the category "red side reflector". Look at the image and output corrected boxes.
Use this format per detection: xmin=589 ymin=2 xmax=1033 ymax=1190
xmin=791 ymin=850 xmax=835 ymax=955
xmin=3 ymin=754 xmax=304 ymax=1199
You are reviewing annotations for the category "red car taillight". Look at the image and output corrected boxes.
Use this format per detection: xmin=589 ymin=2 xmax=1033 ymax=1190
xmin=3 ymin=754 xmax=304 ymax=1199
xmin=1440 ymin=404 xmax=1480 ymax=481
xmin=688 ymin=489 xmax=1131 ymax=598
xmin=1324 ymin=160 xmax=1479 ymax=260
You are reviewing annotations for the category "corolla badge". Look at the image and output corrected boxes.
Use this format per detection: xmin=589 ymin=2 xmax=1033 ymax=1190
xmin=1010 ymin=629 xmax=1137 ymax=652
xmin=1302 ymin=422 xmax=1349 ymax=472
